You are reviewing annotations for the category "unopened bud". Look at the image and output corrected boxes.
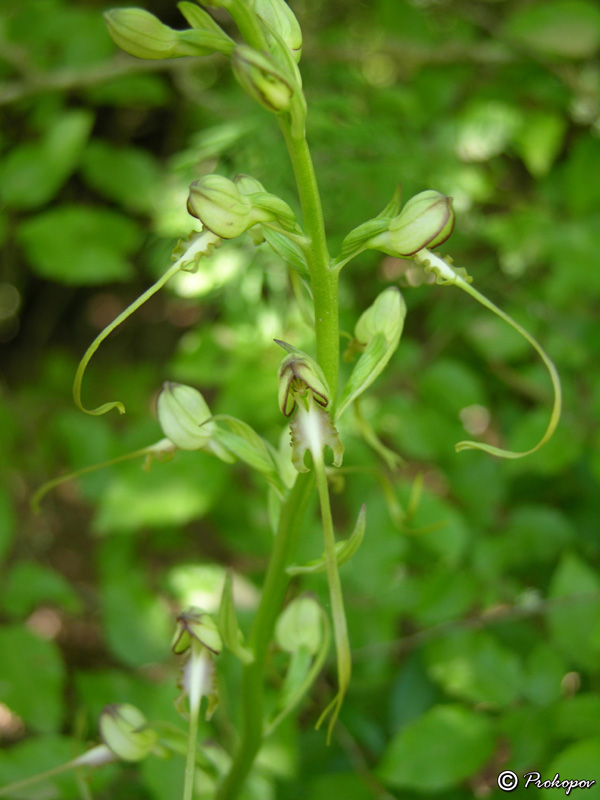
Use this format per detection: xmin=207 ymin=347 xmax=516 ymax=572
xmin=104 ymin=7 xmax=233 ymax=60
xmin=104 ymin=8 xmax=179 ymax=59
xmin=157 ymin=382 xmax=214 ymax=450
xmin=368 ymin=190 xmax=454 ymax=257
xmin=187 ymin=175 xmax=253 ymax=238
xmin=232 ymin=45 xmax=294 ymax=113
xmin=276 ymin=341 xmax=330 ymax=416
xmin=255 ymin=0 xmax=303 ymax=62
xmin=99 ymin=704 xmax=158 ymax=762
xmin=173 ymin=607 xmax=223 ymax=655
xmin=188 ymin=174 xmax=297 ymax=237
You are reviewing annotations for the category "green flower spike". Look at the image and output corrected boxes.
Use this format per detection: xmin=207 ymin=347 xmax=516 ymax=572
xmin=173 ymin=608 xmax=222 ymax=800
xmin=413 ymin=247 xmax=562 ymax=459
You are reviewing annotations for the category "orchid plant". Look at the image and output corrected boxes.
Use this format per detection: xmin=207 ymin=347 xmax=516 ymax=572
xmin=17 ymin=1 xmax=562 ymax=798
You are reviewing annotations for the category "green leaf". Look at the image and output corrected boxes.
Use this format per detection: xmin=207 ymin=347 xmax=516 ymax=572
xmin=0 ymin=110 xmax=94 ymax=209
xmin=547 ymin=553 xmax=600 ymax=670
xmin=306 ymin=774 xmax=373 ymax=800
xmin=425 ymin=630 xmax=523 ymax=708
xmin=514 ymin=111 xmax=567 ymax=178
xmin=502 ymin=505 xmax=574 ymax=569
xmin=0 ymin=486 xmax=16 ymax=562
xmin=94 ymin=451 xmax=222 ymax=534
xmin=523 ymin=643 xmax=566 ymax=706
xmin=553 ymin=694 xmax=600 ymax=740
xmin=0 ymin=736 xmax=85 ymax=800
xmin=80 ymin=141 xmax=161 ymax=213
xmin=2 ymin=562 xmax=82 ymax=617
xmin=378 ymin=704 xmax=495 ymax=791
xmin=548 ymin=739 xmax=600 ymax=796
xmin=564 ymin=136 xmax=600 ymax=216
xmin=99 ymin=539 xmax=171 ymax=668
xmin=217 ymin=570 xmax=254 ymax=664
xmin=454 ymin=100 xmax=522 ymax=162
xmin=286 ymin=504 xmax=366 ymax=575
xmin=0 ymin=627 xmax=65 ymax=732
xmin=505 ymin=0 xmax=600 ymax=59
xmin=18 ymin=205 xmax=142 ymax=285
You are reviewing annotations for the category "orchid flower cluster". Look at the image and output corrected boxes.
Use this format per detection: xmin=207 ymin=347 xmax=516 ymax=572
xmin=24 ymin=1 xmax=562 ymax=799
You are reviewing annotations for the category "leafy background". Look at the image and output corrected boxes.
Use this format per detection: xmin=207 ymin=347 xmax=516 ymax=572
xmin=1 ymin=0 xmax=600 ymax=797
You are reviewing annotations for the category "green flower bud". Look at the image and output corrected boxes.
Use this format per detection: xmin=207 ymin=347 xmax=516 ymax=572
xmin=368 ymin=190 xmax=455 ymax=257
xmin=232 ymin=45 xmax=295 ymax=113
xmin=99 ymin=704 xmax=158 ymax=762
xmin=104 ymin=8 xmax=179 ymax=59
xmin=157 ymin=382 xmax=214 ymax=450
xmin=187 ymin=174 xmax=253 ymax=238
xmin=255 ymin=0 xmax=303 ymax=62
xmin=173 ymin=607 xmax=223 ymax=655
xmin=276 ymin=341 xmax=330 ymax=416
xmin=188 ymin=174 xmax=297 ymax=238
xmin=104 ymin=7 xmax=233 ymax=60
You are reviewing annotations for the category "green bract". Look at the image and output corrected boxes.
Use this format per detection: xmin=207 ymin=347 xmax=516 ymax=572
xmin=255 ymin=0 xmax=303 ymax=62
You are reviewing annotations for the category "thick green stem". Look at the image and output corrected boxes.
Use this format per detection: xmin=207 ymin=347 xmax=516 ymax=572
xmin=279 ymin=121 xmax=339 ymax=401
xmin=216 ymin=472 xmax=314 ymax=800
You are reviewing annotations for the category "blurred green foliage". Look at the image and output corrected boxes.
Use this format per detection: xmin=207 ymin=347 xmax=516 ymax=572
xmin=1 ymin=0 xmax=600 ymax=797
